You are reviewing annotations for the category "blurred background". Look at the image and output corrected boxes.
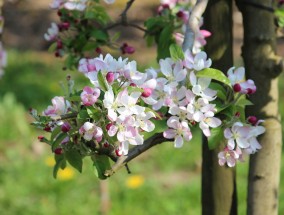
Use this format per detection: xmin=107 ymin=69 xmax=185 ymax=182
xmin=0 ymin=0 xmax=283 ymax=214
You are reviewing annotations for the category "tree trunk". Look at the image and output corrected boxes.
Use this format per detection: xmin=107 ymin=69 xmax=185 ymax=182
xmin=202 ymin=1 xmax=237 ymax=215
xmin=236 ymin=1 xmax=283 ymax=214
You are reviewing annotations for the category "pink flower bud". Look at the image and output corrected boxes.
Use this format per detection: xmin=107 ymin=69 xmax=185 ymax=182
xmin=44 ymin=125 xmax=51 ymax=132
xmin=96 ymin=47 xmax=102 ymax=54
xmin=103 ymin=142 xmax=109 ymax=148
xmin=233 ymin=83 xmax=241 ymax=92
xmin=141 ymin=88 xmax=153 ymax=97
xmin=54 ymin=148 xmax=63 ymax=155
xmin=106 ymin=123 xmax=113 ymax=131
xmin=38 ymin=136 xmax=44 ymax=141
xmin=61 ymin=122 xmax=71 ymax=133
xmin=106 ymin=72 xmax=115 ymax=83
xmin=130 ymin=83 xmax=137 ymax=87
xmin=115 ymin=149 xmax=122 ymax=157
xmin=248 ymin=116 xmax=258 ymax=126
xmin=57 ymin=40 xmax=63 ymax=49
xmin=120 ymin=43 xmax=135 ymax=54
xmin=235 ymin=112 xmax=240 ymax=117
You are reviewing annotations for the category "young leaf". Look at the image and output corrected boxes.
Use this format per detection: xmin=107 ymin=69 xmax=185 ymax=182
xmin=209 ymin=82 xmax=228 ymax=101
xmin=65 ymin=149 xmax=83 ymax=173
xmin=157 ymin=26 xmax=174 ymax=60
xmin=208 ymin=127 xmax=224 ymax=150
xmin=97 ymin=71 xmax=109 ymax=92
xmin=92 ymin=154 xmax=111 ymax=180
xmin=52 ymin=132 xmax=68 ymax=151
xmin=53 ymin=154 xmax=66 ymax=179
xmin=170 ymin=44 xmax=184 ymax=61
xmin=197 ymin=68 xmax=231 ymax=86
xmin=235 ymin=97 xmax=254 ymax=107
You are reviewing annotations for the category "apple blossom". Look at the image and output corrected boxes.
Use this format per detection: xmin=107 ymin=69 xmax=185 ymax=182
xmin=43 ymin=96 xmax=70 ymax=117
xmin=218 ymin=147 xmax=242 ymax=167
xmin=104 ymin=0 xmax=116 ymax=4
xmin=79 ymin=122 xmax=103 ymax=142
xmin=64 ymin=0 xmax=87 ymax=11
xmin=163 ymin=116 xmax=192 ymax=148
xmin=159 ymin=58 xmax=187 ymax=84
xmin=80 ymin=86 xmax=100 ymax=106
xmin=227 ymin=67 xmax=256 ymax=94
xmin=44 ymin=22 xmax=59 ymax=41
xmin=224 ymin=122 xmax=251 ymax=150
xmin=189 ymin=71 xmax=217 ymax=101
xmin=184 ymin=51 xmax=212 ymax=71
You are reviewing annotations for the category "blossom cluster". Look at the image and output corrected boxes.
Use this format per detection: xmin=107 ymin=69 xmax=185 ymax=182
xmin=44 ymin=0 xmax=133 ymax=66
xmin=33 ymin=47 xmax=265 ymax=168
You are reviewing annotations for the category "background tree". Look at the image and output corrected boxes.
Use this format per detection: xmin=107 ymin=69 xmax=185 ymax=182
xmin=202 ymin=1 xmax=237 ymax=215
xmin=236 ymin=0 xmax=283 ymax=214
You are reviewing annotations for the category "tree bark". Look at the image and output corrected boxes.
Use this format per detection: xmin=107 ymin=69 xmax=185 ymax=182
xmin=236 ymin=0 xmax=283 ymax=214
xmin=202 ymin=1 xmax=237 ymax=215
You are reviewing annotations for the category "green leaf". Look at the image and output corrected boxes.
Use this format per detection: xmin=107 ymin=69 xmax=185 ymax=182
xmin=52 ymin=132 xmax=68 ymax=151
xmin=65 ymin=149 xmax=83 ymax=173
xmin=90 ymin=29 xmax=108 ymax=41
xmin=77 ymin=109 xmax=89 ymax=120
xmin=197 ymin=68 xmax=231 ymax=86
xmin=92 ymin=154 xmax=111 ymax=180
xmin=68 ymin=96 xmax=81 ymax=102
xmin=209 ymin=82 xmax=228 ymax=101
xmin=142 ymin=119 xmax=167 ymax=140
xmin=48 ymin=42 xmax=57 ymax=52
xmin=208 ymin=127 xmax=224 ymax=150
xmin=110 ymin=32 xmax=121 ymax=42
xmin=235 ymin=97 xmax=253 ymax=107
xmin=97 ymin=71 xmax=109 ymax=92
xmin=169 ymin=44 xmax=184 ymax=61
xmin=53 ymin=154 xmax=66 ymax=179
xmin=157 ymin=26 xmax=174 ymax=60
xmin=51 ymin=126 xmax=62 ymax=142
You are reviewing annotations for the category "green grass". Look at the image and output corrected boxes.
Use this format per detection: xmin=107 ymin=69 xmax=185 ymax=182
xmin=0 ymin=50 xmax=283 ymax=215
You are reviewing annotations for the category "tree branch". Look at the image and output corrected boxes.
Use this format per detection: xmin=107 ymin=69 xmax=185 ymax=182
xmin=105 ymin=0 xmax=147 ymax=33
xmin=104 ymin=133 xmax=170 ymax=177
xmin=182 ymin=0 xmax=209 ymax=51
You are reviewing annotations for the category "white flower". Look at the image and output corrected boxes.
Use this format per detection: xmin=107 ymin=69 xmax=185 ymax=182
xmin=189 ymin=71 xmax=216 ymax=101
xmin=117 ymin=91 xmax=145 ymax=117
xmin=184 ymin=51 xmax=212 ymax=71
xmin=224 ymin=122 xmax=251 ymax=149
xmin=227 ymin=67 xmax=256 ymax=94
xmin=43 ymin=96 xmax=70 ymax=117
xmin=104 ymin=0 xmax=115 ymax=4
xmin=79 ymin=122 xmax=103 ymax=142
xmin=159 ymin=58 xmax=187 ymax=84
xmin=103 ymin=88 xmax=125 ymax=121
xmin=44 ymin=22 xmax=59 ymax=41
xmin=163 ymin=116 xmax=192 ymax=148
xmin=64 ymin=0 xmax=87 ymax=11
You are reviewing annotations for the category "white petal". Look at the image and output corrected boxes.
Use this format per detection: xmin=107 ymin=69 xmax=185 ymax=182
xmin=174 ymin=135 xmax=184 ymax=148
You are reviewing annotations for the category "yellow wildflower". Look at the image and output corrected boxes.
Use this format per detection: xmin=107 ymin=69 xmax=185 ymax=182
xmin=57 ymin=166 xmax=75 ymax=181
xmin=126 ymin=175 xmax=145 ymax=189
xmin=45 ymin=156 xmax=55 ymax=167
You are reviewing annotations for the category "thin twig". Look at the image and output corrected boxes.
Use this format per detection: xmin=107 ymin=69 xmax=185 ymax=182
xmin=105 ymin=0 xmax=147 ymax=33
xmin=104 ymin=133 xmax=170 ymax=177
xmin=182 ymin=0 xmax=209 ymax=51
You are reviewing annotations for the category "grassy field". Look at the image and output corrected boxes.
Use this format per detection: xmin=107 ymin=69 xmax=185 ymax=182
xmin=0 ymin=50 xmax=283 ymax=215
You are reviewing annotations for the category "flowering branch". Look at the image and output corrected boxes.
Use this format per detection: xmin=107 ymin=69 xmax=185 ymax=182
xmin=104 ymin=133 xmax=168 ymax=177
xmin=105 ymin=0 xmax=147 ymax=32
xmin=182 ymin=0 xmax=209 ymax=51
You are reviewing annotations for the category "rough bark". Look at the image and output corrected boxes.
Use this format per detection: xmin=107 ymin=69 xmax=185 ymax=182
xmin=236 ymin=0 xmax=283 ymax=214
xmin=202 ymin=1 xmax=237 ymax=215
